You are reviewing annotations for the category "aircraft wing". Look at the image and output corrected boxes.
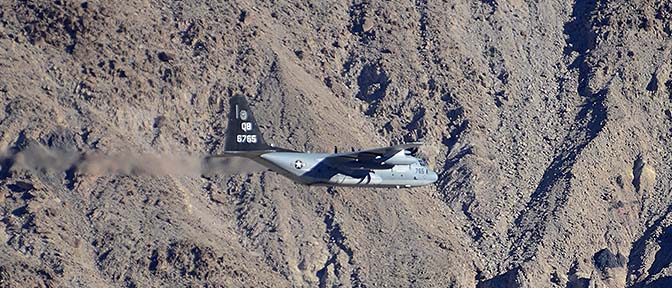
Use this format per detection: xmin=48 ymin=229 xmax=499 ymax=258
xmin=324 ymin=142 xmax=423 ymax=163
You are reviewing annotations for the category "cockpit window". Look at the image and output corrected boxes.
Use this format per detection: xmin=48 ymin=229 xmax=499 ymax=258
xmin=418 ymin=159 xmax=427 ymax=166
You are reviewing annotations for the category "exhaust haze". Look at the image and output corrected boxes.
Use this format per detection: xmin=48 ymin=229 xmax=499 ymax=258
xmin=1 ymin=144 xmax=264 ymax=177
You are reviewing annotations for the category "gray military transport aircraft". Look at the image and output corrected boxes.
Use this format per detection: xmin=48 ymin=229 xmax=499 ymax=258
xmin=212 ymin=95 xmax=438 ymax=188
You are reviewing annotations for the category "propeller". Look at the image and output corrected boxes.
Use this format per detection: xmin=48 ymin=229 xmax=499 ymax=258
xmin=356 ymin=171 xmax=372 ymax=184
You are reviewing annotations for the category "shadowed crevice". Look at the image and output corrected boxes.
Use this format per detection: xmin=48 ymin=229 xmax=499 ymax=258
xmin=507 ymin=0 xmax=609 ymax=264
xmin=477 ymin=266 xmax=519 ymax=288
xmin=316 ymin=205 xmax=355 ymax=287
xmin=355 ymin=63 xmax=390 ymax=115
xmin=627 ymin=206 xmax=672 ymax=287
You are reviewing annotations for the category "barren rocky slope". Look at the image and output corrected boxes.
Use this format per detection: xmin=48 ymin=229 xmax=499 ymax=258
xmin=1 ymin=0 xmax=672 ymax=287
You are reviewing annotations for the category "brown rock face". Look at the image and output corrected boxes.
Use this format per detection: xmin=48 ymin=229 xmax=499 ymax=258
xmin=1 ymin=0 xmax=672 ymax=287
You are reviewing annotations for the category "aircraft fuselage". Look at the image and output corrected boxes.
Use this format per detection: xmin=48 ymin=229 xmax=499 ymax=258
xmin=256 ymin=152 xmax=438 ymax=187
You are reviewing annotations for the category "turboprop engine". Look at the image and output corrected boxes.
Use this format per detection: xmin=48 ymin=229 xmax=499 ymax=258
xmin=380 ymin=150 xmax=417 ymax=165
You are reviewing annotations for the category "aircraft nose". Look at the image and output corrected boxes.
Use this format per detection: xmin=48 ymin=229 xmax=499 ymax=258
xmin=429 ymin=171 xmax=438 ymax=183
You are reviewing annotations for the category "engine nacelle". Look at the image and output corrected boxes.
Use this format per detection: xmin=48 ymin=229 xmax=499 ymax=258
xmin=381 ymin=150 xmax=417 ymax=165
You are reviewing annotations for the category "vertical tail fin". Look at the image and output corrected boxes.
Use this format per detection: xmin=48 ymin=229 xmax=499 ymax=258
xmin=225 ymin=95 xmax=272 ymax=152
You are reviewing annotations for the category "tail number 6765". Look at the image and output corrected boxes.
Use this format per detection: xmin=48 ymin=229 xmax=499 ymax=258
xmin=237 ymin=134 xmax=257 ymax=143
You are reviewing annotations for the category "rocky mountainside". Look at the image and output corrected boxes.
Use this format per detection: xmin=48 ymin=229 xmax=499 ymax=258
xmin=1 ymin=0 xmax=672 ymax=287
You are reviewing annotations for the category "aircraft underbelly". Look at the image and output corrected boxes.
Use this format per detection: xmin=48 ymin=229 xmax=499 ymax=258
xmin=327 ymin=172 xmax=382 ymax=185
xmin=316 ymin=172 xmax=427 ymax=187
